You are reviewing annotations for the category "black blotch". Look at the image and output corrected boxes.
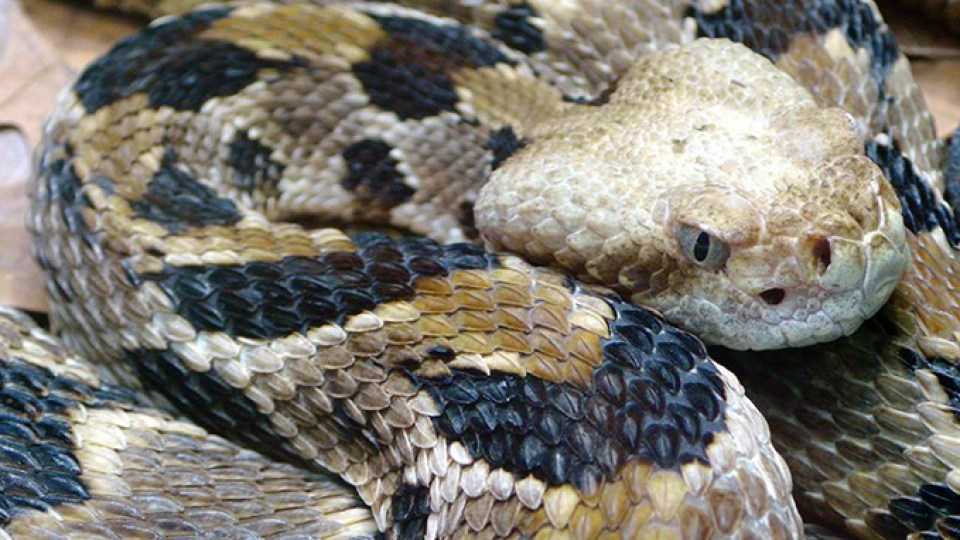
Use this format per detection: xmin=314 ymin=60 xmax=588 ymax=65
xmin=369 ymin=14 xmax=513 ymax=69
xmin=341 ymin=139 xmax=414 ymax=207
xmin=866 ymin=511 xmax=912 ymax=539
xmin=35 ymin=152 xmax=106 ymax=305
xmin=901 ymin=347 xmax=960 ymax=419
xmin=687 ymin=0 xmax=899 ymax=97
xmin=353 ymin=13 xmax=514 ymax=119
xmin=391 ymin=483 xmax=430 ymax=540
xmin=129 ymin=348 xmax=380 ymax=477
xmin=413 ymin=296 xmax=725 ymax=491
xmin=74 ymin=7 xmax=303 ymax=112
xmin=944 ymin=128 xmax=960 ymax=229
xmin=881 ymin=482 xmax=960 ymax=537
xmin=889 ymin=497 xmax=935 ymax=531
xmin=141 ymin=233 xmax=498 ymax=340
xmin=352 ymin=48 xmax=458 ymax=120
xmin=866 ymin=140 xmax=960 ymax=247
xmin=426 ymin=345 xmax=456 ymax=360
xmin=228 ymin=130 xmax=285 ymax=194
xmin=130 ymin=150 xmax=242 ymax=233
xmin=492 ymin=3 xmax=546 ymax=54
xmin=128 ymin=348 xmax=311 ymax=467
xmin=43 ymin=156 xmax=98 ymax=254
xmin=485 ymin=126 xmax=526 ymax=171
xmin=0 ymin=357 xmax=142 ymax=526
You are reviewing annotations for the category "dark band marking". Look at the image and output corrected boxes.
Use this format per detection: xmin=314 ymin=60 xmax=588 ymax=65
xmin=900 ymin=347 xmax=960 ymax=421
xmin=426 ymin=345 xmax=456 ymax=361
xmin=353 ymin=14 xmax=514 ymax=119
xmin=129 ymin=350 xmax=374 ymax=473
xmin=895 ymin=348 xmax=960 ymax=536
xmin=485 ymin=126 xmax=526 ymax=171
xmin=0 ymin=358 xmax=141 ymax=526
xmin=865 ymin=511 xmax=912 ymax=539
xmin=36 ymin=154 xmax=101 ymax=304
xmin=413 ymin=299 xmax=725 ymax=491
xmin=687 ymin=0 xmax=898 ymax=95
xmin=368 ymin=14 xmax=514 ymax=69
xmin=74 ymin=7 xmax=303 ymax=113
xmin=391 ymin=483 xmax=430 ymax=540
xmin=130 ymin=150 xmax=242 ymax=233
xmin=865 ymin=140 xmax=960 ymax=247
xmin=351 ymin=51 xmax=458 ymax=120
xmin=943 ymin=129 xmax=960 ymax=226
xmin=228 ymin=131 xmax=285 ymax=194
xmin=140 ymin=233 xmax=497 ymax=340
xmin=884 ymin=484 xmax=960 ymax=537
xmin=43 ymin=156 xmax=96 ymax=251
xmin=128 ymin=348 xmax=310 ymax=466
xmin=341 ymin=139 xmax=414 ymax=207
xmin=492 ymin=3 xmax=546 ymax=54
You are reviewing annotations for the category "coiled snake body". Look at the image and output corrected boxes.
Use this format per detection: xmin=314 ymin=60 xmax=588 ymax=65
xmin=5 ymin=0 xmax=960 ymax=538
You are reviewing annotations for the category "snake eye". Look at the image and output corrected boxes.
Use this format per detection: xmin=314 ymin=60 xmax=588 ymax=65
xmin=678 ymin=225 xmax=730 ymax=270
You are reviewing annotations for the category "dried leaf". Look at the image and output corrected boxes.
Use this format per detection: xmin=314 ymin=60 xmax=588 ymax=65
xmin=0 ymin=0 xmax=136 ymax=311
xmin=913 ymin=59 xmax=960 ymax=137
xmin=879 ymin=0 xmax=960 ymax=59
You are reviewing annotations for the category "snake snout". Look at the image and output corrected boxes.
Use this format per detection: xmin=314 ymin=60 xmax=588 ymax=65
xmin=811 ymin=236 xmax=832 ymax=275
xmin=752 ymin=236 xmax=836 ymax=307
xmin=813 ymin=235 xmax=866 ymax=293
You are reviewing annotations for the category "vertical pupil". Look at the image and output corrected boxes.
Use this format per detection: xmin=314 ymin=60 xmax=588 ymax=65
xmin=693 ymin=232 xmax=710 ymax=262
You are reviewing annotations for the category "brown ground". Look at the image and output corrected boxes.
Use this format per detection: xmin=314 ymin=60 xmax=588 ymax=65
xmin=1 ymin=0 xmax=959 ymax=312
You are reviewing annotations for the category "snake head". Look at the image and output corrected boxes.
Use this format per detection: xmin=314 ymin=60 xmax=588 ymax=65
xmin=475 ymin=39 xmax=910 ymax=350
xmin=647 ymin=144 xmax=908 ymax=350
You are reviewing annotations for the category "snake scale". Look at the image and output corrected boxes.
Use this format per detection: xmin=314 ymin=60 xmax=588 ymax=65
xmin=6 ymin=0 xmax=960 ymax=537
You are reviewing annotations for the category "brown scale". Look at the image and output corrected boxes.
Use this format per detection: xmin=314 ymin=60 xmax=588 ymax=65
xmin=722 ymin=231 xmax=960 ymax=539
xmin=0 ymin=308 xmax=379 ymax=539
xmin=724 ymin=315 xmax=960 ymax=539
xmin=892 ymin=234 xmax=960 ymax=350
xmin=33 ymin=116 xmax=800 ymax=538
xmin=157 ymin=4 xmax=568 ymax=241
xmin=26 ymin=0 xmax=960 ymax=539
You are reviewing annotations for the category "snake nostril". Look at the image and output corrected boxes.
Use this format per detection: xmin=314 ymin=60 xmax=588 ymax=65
xmin=812 ymin=236 xmax=831 ymax=274
xmin=760 ymin=288 xmax=786 ymax=305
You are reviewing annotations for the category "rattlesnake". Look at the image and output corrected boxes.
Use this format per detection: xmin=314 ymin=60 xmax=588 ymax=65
xmin=5 ymin=1 xmax=960 ymax=538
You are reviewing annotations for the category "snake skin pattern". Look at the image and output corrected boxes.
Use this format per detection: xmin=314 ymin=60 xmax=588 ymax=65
xmin=0 ymin=307 xmax=379 ymax=538
xmin=15 ymin=0 xmax=960 ymax=538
